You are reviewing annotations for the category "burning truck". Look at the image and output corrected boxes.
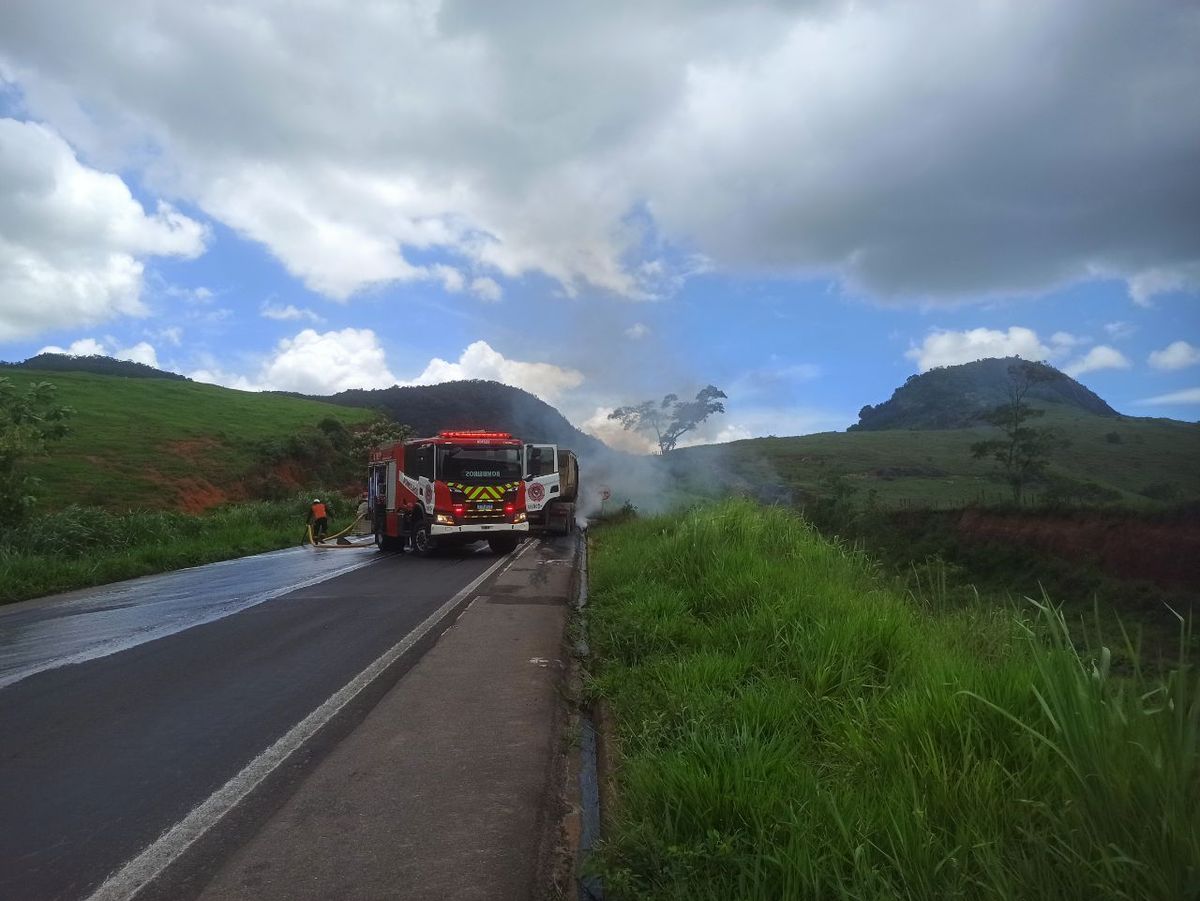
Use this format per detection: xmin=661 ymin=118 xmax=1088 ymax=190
xmin=368 ymin=430 xmax=578 ymax=556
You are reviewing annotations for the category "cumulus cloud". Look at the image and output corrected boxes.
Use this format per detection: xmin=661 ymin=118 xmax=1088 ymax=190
xmin=1148 ymin=340 xmax=1200 ymax=371
xmin=469 ymin=277 xmax=502 ymax=302
xmin=39 ymin=337 xmax=160 ymax=368
xmin=625 ymin=323 xmax=650 ymax=340
xmin=261 ymin=302 xmax=323 ymax=323
xmin=1 ymin=1 xmax=1196 ymax=305
xmin=255 ymin=328 xmax=397 ymax=395
xmin=1063 ymin=345 xmax=1131 ymax=378
xmin=905 ymin=327 xmax=1106 ymax=373
xmin=0 ymin=118 xmax=206 ymax=340
xmin=405 ymin=340 xmax=583 ymax=402
xmin=906 ymin=327 xmax=1053 ymax=371
xmin=1137 ymin=387 xmax=1200 ymax=406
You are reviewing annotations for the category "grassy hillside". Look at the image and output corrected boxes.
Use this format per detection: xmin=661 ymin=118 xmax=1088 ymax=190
xmin=3 ymin=371 xmax=371 ymax=511
xmin=589 ymin=502 xmax=1199 ymax=899
xmin=671 ymin=409 xmax=1200 ymax=508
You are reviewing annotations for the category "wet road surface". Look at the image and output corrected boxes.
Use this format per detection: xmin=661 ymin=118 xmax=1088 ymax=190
xmin=0 ymin=546 xmax=376 ymax=690
xmin=0 ymin=544 xmax=502 ymax=900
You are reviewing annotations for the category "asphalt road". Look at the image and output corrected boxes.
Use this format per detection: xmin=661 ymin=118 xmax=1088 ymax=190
xmin=0 ymin=544 xmax=504 ymax=901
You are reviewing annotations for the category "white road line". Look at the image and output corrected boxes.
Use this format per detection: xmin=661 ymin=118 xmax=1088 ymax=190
xmin=0 ymin=556 xmax=380 ymax=691
xmin=86 ymin=540 xmax=538 ymax=901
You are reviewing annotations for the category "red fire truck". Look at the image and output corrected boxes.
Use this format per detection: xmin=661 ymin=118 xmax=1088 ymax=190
xmin=367 ymin=430 xmax=575 ymax=555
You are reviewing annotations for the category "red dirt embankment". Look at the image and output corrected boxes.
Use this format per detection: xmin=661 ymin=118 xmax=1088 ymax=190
xmin=956 ymin=508 xmax=1200 ymax=590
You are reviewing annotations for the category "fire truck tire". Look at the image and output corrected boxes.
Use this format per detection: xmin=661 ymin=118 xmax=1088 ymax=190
xmin=487 ymin=534 xmax=519 ymax=555
xmin=375 ymin=529 xmax=403 ymax=552
xmin=411 ymin=518 xmax=437 ymax=557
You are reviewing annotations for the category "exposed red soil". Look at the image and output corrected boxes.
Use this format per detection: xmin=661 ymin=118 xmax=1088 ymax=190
xmin=164 ymin=437 xmax=223 ymax=460
xmin=956 ymin=508 xmax=1200 ymax=590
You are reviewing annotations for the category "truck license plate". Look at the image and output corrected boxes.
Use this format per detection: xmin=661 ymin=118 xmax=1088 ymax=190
xmin=476 ymin=503 xmax=493 ymax=511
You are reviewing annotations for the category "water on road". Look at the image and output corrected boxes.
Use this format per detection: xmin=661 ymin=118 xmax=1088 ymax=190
xmin=0 ymin=546 xmax=377 ymax=689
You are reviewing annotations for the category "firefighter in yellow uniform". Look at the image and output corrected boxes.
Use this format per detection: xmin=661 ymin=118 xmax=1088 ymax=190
xmin=308 ymin=498 xmax=329 ymax=543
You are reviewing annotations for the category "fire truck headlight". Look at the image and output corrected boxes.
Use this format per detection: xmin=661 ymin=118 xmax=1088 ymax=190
xmin=435 ymin=513 xmax=455 ymax=526
xmin=512 ymin=512 xmax=526 ymax=524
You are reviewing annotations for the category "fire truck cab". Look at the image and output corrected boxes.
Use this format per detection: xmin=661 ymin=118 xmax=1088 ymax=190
xmin=368 ymin=430 xmax=531 ymax=556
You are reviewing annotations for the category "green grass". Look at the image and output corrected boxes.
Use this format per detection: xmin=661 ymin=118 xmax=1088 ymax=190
xmin=588 ymin=500 xmax=1199 ymax=900
xmin=2 ymin=370 xmax=371 ymax=511
xmin=0 ymin=492 xmax=353 ymax=604
xmin=671 ymin=410 xmax=1200 ymax=508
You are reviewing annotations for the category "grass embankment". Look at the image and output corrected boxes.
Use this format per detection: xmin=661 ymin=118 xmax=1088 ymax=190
xmin=671 ymin=410 xmax=1200 ymax=509
xmin=0 ymin=370 xmax=370 ymax=510
xmin=0 ymin=494 xmax=351 ymax=604
xmin=588 ymin=501 xmax=1198 ymax=899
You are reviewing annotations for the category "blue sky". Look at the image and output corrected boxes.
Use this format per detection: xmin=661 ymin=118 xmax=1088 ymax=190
xmin=0 ymin=2 xmax=1197 ymax=451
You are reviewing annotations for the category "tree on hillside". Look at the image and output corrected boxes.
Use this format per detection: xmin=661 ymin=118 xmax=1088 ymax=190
xmin=609 ymin=385 xmax=727 ymax=454
xmin=350 ymin=413 xmax=413 ymax=463
xmin=969 ymin=362 xmax=1066 ymax=503
xmin=0 ymin=378 xmax=73 ymax=522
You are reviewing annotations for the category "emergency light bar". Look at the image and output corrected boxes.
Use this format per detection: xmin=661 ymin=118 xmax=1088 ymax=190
xmin=438 ymin=430 xmax=513 ymax=440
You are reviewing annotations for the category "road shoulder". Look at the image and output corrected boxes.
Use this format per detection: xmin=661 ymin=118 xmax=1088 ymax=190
xmin=193 ymin=537 xmax=575 ymax=901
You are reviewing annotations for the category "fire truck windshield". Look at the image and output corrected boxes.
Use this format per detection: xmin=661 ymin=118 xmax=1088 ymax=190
xmin=436 ymin=445 xmax=522 ymax=483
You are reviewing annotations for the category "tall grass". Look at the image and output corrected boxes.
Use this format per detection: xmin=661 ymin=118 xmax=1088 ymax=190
xmin=0 ymin=492 xmax=348 ymax=603
xmin=588 ymin=500 xmax=1199 ymax=900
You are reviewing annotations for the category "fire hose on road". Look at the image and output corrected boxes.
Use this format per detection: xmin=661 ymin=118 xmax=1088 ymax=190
xmin=304 ymin=513 xmax=374 ymax=549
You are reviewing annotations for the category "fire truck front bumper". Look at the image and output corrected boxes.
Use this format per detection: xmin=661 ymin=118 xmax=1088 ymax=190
xmin=430 ymin=521 xmax=530 ymax=536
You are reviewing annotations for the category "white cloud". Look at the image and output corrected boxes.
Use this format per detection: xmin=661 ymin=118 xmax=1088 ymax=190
xmin=1126 ymin=266 xmax=1200 ymax=307
xmin=1104 ymin=321 xmax=1136 ymax=341
xmin=1148 ymin=340 xmax=1200 ymax=371
xmin=625 ymin=323 xmax=650 ymax=340
xmin=906 ymin=327 xmax=1052 ymax=372
xmin=1137 ymin=387 xmax=1200 ymax=406
xmin=0 ymin=118 xmax=207 ymax=340
xmin=469 ymin=276 xmax=502 ymax=302
xmin=255 ymin=328 xmax=397 ymax=395
xmin=39 ymin=338 xmax=107 ymax=357
xmin=260 ymin=302 xmax=323 ymax=323
xmin=905 ymin=327 xmax=1109 ymax=373
xmin=1063 ymin=345 xmax=1131 ymax=378
xmin=405 ymin=340 xmax=583 ymax=402
xmin=1 ymin=2 xmax=1196 ymax=305
xmin=39 ymin=336 xmax=159 ymax=368
xmin=155 ymin=326 xmax=183 ymax=346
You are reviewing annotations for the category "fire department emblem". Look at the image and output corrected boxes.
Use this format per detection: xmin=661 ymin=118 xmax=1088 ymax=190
xmin=528 ymin=482 xmax=545 ymax=503
xmin=424 ymin=484 xmax=434 ymax=505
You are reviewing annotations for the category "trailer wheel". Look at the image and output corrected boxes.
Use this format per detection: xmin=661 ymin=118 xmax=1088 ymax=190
xmin=488 ymin=534 xmax=519 ymax=555
xmin=412 ymin=517 xmax=437 ymax=557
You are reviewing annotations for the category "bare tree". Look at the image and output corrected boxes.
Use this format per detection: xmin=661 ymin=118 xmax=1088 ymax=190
xmin=609 ymin=385 xmax=727 ymax=454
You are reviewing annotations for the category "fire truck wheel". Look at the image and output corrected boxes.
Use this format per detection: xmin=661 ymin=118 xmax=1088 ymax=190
xmin=375 ymin=530 xmax=402 ymax=552
xmin=487 ymin=534 xmax=519 ymax=555
xmin=412 ymin=519 xmax=437 ymax=557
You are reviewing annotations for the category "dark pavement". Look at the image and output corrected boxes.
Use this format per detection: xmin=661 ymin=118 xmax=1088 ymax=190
xmin=0 ymin=545 xmax=525 ymax=900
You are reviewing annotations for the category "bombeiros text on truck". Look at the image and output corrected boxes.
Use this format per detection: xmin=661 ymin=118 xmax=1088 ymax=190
xmin=368 ymin=430 xmax=579 ymax=556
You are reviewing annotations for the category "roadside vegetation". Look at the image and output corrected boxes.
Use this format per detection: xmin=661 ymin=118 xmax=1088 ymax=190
xmin=587 ymin=500 xmax=1198 ymax=900
xmin=0 ymin=370 xmax=372 ymax=510
xmin=0 ymin=491 xmax=356 ymax=604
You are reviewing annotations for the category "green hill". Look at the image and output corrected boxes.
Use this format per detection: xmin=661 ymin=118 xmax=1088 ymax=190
xmin=1 ymin=352 xmax=191 ymax=381
xmin=298 ymin=379 xmax=611 ymax=456
xmin=851 ymin=357 xmax=1119 ymax=431
xmin=672 ymin=408 xmax=1200 ymax=508
xmin=2 ymin=370 xmax=371 ymax=512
